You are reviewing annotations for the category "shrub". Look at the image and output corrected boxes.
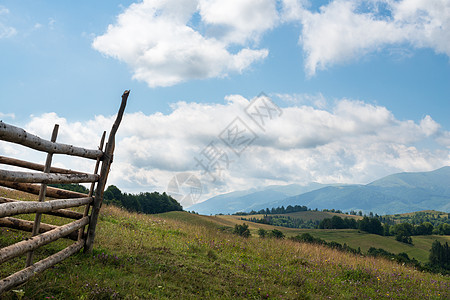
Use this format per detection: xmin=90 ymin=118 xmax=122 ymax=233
xmin=395 ymin=231 xmax=413 ymax=244
xmin=233 ymin=223 xmax=251 ymax=238
xmin=269 ymin=229 xmax=284 ymax=239
xmin=257 ymin=228 xmax=267 ymax=238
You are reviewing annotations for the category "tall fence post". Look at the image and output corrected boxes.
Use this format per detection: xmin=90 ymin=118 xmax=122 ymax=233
xmin=84 ymin=90 xmax=129 ymax=253
xmin=26 ymin=124 xmax=59 ymax=266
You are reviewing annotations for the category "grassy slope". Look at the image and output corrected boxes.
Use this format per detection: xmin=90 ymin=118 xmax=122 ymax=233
xmin=216 ymin=214 xmax=450 ymax=263
xmin=0 ymin=205 xmax=449 ymax=299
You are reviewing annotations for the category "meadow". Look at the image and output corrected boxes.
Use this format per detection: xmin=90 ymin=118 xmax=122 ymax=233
xmin=228 ymin=212 xmax=450 ymax=263
xmin=1 ymin=201 xmax=449 ymax=299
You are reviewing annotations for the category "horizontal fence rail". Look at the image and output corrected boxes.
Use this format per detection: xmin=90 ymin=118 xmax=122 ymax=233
xmin=0 ymin=170 xmax=99 ymax=184
xmin=0 ymin=197 xmax=83 ymax=219
xmin=0 ymin=155 xmax=90 ymax=175
xmin=0 ymin=217 xmax=89 ymax=264
xmin=0 ymin=197 xmax=93 ymax=218
xmin=0 ymin=217 xmax=79 ymax=240
xmin=0 ymin=181 xmax=88 ymax=199
xmin=0 ymin=121 xmax=103 ymax=160
xmin=0 ymin=240 xmax=85 ymax=293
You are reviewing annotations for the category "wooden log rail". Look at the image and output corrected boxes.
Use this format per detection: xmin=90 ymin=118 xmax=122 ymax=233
xmin=0 ymin=170 xmax=99 ymax=184
xmin=0 ymin=155 xmax=91 ymax=175
xmin=0 ymin=240 xmax=85 ymax=293
xmin=0 ymin=197 xmax=93 ymax=218
xmin=0 ymin=181 xmax=88 ymax=199
xmin=0 ymin=217 xmax=89 ymax=264
xmin=0 ymin=121 xmax=103 ymax=160
xmin=0 ymin=197 xmax=84 ymax=220
xmin=0 ymin=217 xmax=79 ymax=240
xmin=0 ymin=90 xmax=129 ymax=295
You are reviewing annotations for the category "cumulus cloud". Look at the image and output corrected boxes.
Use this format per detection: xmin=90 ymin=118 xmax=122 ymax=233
xmin=2 ymin=95 xmax=448 ymax=206
xmin=92 ymin=0 xmax=450 ymax=83
xmin=92 ymin=0 xmax=269 ymax=87
xmin=297 ymin=0 xmax=450 ymax=75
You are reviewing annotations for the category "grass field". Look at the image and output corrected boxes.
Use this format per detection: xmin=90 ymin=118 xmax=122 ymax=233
xmin=1 ymin=187 xmax=449 ymax=299
xmin=215 ymin=214 xmax=450 ymax=263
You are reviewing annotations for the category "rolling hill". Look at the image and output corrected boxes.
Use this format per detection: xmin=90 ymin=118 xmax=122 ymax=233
xmin=1 ymin=188 xmax=449 ymax=299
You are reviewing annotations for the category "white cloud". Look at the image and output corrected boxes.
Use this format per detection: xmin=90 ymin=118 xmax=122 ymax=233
xmin=0 ymin=5 xmax=16 ymax=39
xmin=0 ymin=6 xmax=10 ymax=15
xmin=273 ymin=92 xmax=327 ymax=108
xmin=92 ymin=0 xmax=270 ymax=87
xmin=2 ymin=95 xmax=448 ymax=207
xmin=297 ymin=0 xmax=450 ymax=75
xmin=92 ymin=0 xmax=450 ymax=83
xmin=0 ymin=112 xmax=15 ymax=120
xmin=198 ymin=0 xmax=279 ymax=44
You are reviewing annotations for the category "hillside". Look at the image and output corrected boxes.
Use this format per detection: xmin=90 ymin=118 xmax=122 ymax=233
xmin=1 ymin=204 xmax=449 ymax=298
xmin=217 ymin=212 xmax=450 ymax=263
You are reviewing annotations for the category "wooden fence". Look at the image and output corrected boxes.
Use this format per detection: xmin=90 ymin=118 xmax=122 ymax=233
xmin=0 ymin=90 xmax=129 ymax=294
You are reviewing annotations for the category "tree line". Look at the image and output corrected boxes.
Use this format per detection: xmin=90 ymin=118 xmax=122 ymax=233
xmin=243 ymin=215 xmax=319 ymax=229
xmin=103 ymin=185 xmax=182 ymax=214
xmin=234 ymin=205 xmax=309 ymax=216
xmin=50 ymin=184 xmax=183 ymax=214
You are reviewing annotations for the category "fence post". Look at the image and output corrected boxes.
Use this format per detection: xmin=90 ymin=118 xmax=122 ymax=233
xmin=84 ymin=90 xmax=129 ymax=253
xmin=78 ymin=131 xmax=106 ymax=241
xmin=26 ymin=124 xmax=59 ymax=266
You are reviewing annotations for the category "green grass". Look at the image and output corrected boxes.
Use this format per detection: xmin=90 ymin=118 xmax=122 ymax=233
xmin=1 ymin=189 xmax=449 ymax=299
xmin=215 ymin=215 xmax=450 ymax=263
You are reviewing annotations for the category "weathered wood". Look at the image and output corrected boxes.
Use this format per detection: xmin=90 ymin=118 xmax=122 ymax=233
xmin=85 ymin=90 xmax=129 ymax=253
xmin=0 ymin=197 xmax=93 ymax=218
xmin=0 ymin=240 xmax=84 ymax=294
xmin=0 ymin=169 xmax=99 ymax=184
xmin=0 ymin=198 xmax=83 ymax=219
xmin=0 ymin=181 xmax=88 ymax=199
xmin=0 ymin=217 xmax=79 ymax=240
xmin=0 ymin=217 xmax=88 ymax=264
xmin=79 ymin=131 xmax=106 ymax=241
xmin=0 ymin=156 xmax=87 ymax=175
xmin=26 ymin=124 xmax=59 ymax=267
xmin=0 ymin=121 xmax=103 ymax=160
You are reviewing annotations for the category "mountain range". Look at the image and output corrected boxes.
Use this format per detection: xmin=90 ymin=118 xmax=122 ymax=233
xmin=188 ymin=167 xmax=450 ymax=215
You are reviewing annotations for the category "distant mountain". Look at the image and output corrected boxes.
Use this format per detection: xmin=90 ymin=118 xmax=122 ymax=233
xmin=187 ymin=183 xmax=328 ymax=215
xmin=189 ymin=167 xmax=450 ymax=215
xmin=271 ymin=167 xmax=450 ymax=215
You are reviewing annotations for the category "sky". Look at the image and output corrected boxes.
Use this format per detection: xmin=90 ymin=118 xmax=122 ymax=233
xmin=0 ymin=0 xmax=449 ymax=207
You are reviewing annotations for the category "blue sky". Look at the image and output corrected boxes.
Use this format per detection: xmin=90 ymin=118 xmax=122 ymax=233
xmin=1 ymin=0 xmax=449 ymax=206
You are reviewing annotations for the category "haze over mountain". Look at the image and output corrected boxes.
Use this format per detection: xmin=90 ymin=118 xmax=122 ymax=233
xmin=189 ymin=167 xmax=450 ymax=215
xmin=188 ymin=183 xmax=328 ymax=215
